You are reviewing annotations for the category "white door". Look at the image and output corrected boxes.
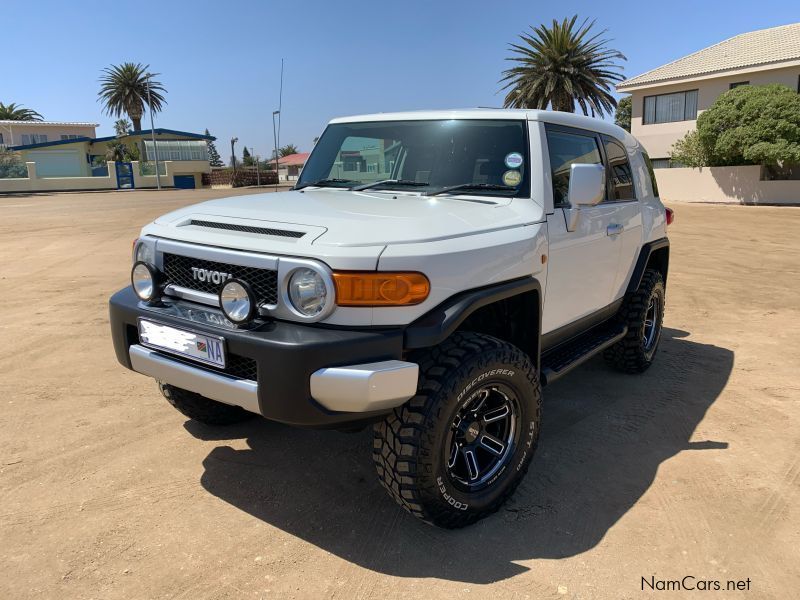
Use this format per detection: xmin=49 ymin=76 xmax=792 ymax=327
xmin=544 ymin=206 xmax=622 ymax=333
xmin=541 ymin=127 xmax=623 ymax=334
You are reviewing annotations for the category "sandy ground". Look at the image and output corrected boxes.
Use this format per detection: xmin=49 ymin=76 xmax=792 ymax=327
xmin=1 ymin=189 xmax=798 ymax=599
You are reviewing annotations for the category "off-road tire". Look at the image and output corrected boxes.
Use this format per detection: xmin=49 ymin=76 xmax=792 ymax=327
xmin=373 ymin=332 xmax=541 ymax=528
xmin=604 ymin=268 xmax=665 ymax=373
xmin=159 ymin=383 xmax=254 ymax=425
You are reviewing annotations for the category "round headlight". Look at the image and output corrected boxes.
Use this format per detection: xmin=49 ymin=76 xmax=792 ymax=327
xmin=220 ymin=280 xmax=256 ymax=324
xmin=288 ymin=268 xmax=328 ymax=317
xmin=134 ymin=239 xmax=155 ymax=265
xmin=131 ymin=261 xmax=158 ymax=301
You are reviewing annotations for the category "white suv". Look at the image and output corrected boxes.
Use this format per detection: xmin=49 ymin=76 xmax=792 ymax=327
xmin=110 ymin=109 xmax=671 ymax=528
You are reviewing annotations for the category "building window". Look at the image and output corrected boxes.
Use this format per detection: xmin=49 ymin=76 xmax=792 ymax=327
xmin=729 ymin=81 xmax=749 ymax=89
xmin=643 ymin=90 xmax=699 ymax=124
xmin=143 ymin=140 xmax=209 ymax=162
xmin=21 ymin=134 xmax=48 ymax=145
xmin=650 ymin=158 xmax=686 ymax=169
xmin=60 ymin=134 xmax=81 ymax=140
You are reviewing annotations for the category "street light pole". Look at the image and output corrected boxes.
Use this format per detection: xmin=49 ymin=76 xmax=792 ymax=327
xmin=145 ymin=73 xmax=161 ymax=190
xmin=272 ymin=110 xmax=280 ymax=192
xmin=231 ymin=137 xmax=238 ymax=173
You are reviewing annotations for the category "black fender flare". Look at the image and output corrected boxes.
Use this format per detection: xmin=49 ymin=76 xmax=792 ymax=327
xmin=626 ymin=237 xmax=670 ymax=294
xmin=404 ymin=276 xmax=542 ymax=366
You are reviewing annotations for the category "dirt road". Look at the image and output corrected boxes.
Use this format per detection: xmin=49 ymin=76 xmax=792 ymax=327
xmin=1 ymin=189 xmax=798 ymax=599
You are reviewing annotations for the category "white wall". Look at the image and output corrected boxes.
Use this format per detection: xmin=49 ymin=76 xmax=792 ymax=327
xmin=656 ymin=165 xmax=800 ymax=205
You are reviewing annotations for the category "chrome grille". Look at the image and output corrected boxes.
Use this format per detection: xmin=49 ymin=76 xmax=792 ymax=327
xmin=162 ymin=253 xmax=278 ymax=306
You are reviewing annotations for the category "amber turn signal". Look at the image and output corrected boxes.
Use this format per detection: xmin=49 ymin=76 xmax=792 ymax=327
xmin=333 ymin=272 xmax=430 ymax=306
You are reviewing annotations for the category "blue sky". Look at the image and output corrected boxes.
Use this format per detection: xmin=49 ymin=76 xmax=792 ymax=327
xmin=3 ymin=1 xmax=796 ymax=158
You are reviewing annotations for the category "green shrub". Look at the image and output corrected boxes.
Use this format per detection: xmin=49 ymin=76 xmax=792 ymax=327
xmin=0 ymin=148 xmax=27 ymax=178
xmin=697 ymin=84 xmax=800 ymax=166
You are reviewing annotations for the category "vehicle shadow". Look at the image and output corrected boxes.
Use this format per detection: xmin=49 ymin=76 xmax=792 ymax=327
xmin=190 ymin=327 xmax=732 ymax=583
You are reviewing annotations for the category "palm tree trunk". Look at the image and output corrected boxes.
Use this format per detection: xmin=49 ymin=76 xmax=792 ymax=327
xmin=131 ymin=117 xmax=142 ymax=131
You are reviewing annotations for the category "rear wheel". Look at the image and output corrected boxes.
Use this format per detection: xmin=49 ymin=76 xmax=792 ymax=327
xmin=373 ymin=332 xmax=541 ymax=528
xmin=159 ymin=383 xmax=254 ymax=425
xmin=604 ymin=268 xmax=665 ymax=373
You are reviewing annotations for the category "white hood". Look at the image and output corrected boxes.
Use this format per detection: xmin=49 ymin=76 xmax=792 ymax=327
xmin=149 ymin=188 xmax=539 ymax=248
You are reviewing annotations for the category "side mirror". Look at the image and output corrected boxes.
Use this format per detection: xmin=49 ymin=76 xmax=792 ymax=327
xmin=564 ymin=163 xmax=605 ymax=231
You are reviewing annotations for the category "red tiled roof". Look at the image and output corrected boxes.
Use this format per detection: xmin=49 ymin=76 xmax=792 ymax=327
xmin=277 ymin=152 xmax=310 ymax=166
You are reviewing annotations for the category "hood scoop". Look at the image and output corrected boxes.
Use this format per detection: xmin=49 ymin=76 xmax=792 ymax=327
xmin=187 ymin=219 xmax=306 ymax=239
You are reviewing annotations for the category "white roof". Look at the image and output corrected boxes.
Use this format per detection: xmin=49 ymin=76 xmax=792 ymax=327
xmin=618 ymin=22 xmax=800 ymax=90
xmin=0 ymin=120 xmax=98 ymax=127
xmin=329 ymin=108 xmax=629 ymax=139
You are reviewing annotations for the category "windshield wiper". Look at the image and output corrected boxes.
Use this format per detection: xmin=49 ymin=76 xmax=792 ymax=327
xmin=426 ymin=183 xmax=517 ymax=197
xmin=351 ymin=179 xmax=429 ymax=192
xmin=295 ymin=178 xmax=358 ymax=190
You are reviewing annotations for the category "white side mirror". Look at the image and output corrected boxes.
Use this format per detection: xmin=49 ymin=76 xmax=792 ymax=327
xmin=564 ymin=163 xmax=606 ymax=231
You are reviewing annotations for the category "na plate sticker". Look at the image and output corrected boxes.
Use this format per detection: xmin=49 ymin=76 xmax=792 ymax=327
xmin=502 ymin=170 xmax=522 ymax=186
xmin=504 ymin=152 xmax=524 ymax=169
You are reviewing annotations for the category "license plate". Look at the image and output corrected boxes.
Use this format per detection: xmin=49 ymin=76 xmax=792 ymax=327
xmin=138 ymin=319 xmax=226 ymax=368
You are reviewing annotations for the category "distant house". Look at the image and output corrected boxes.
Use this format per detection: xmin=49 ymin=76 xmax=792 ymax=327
xmin=617 ymin=22 xmax=800 ymax=167
xmin=0 ymin=120 xmax=97 ymax=149
xmin=2 ymin=128 xmax=215 ymax=192
xmin=276 ymin=152 xmax=309 ymax=181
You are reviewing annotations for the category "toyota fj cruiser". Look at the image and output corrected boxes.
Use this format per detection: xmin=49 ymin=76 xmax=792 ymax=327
xmin=110 ymin=109 xmax=671 ymax=528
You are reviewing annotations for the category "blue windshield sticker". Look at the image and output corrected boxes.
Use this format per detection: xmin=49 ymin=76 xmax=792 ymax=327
xmin=505 ymin=152 xmax=524 ymax=169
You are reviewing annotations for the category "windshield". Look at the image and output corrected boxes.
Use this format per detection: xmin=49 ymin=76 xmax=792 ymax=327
xmin=297 ymin=119 xmax=530 ymax=197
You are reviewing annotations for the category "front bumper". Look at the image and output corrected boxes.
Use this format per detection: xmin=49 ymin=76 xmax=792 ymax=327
xmin=109 ymin=287 xmax=417 ymax=428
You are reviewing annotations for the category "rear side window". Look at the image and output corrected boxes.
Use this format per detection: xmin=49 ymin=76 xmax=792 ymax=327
xmin=642 ymin=151 xmax=660 ymax=197
xmin=545 ymin=129 xmax=603 ymax=207
xmin=602 ymin=136 xmax=635 ymax=201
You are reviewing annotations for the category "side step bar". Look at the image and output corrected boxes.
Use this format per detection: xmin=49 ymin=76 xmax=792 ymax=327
xmin=541 ymin=322 xmax=627 ymax=386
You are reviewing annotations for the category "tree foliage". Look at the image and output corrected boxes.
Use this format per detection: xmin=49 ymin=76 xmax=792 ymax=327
xmin=0 ymin=102 xmax=43 ymax=121
xmin=98 ymin=63 xmax=167 ymax=131
xmin=693 ymin=84 xmax=800 ymax=166
xmin=204 ymin=129 xmax=223 ymax=167
xmin=279 ymin=144 xmax=298 ymax=157
xmin=669 ymin=130 xmax=709 ymax=168
xmin=114 ymin=119 xmax=132 ymax=137
xmin=614 ymin=96 xmax=631 ymax=132
xmin=500 ymin=15 xmax=626 ymax=117
xmin=0 ymin=148 xmax=28 ymax=178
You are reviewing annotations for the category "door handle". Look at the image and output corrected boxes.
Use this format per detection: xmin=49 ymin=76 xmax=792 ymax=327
xmin=607 ymin=223 xmax=624 ymax=236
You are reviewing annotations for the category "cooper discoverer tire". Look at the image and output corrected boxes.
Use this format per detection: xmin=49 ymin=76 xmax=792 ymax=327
xmin=159 ymin=383 xmax=254 ymax=425
xmin=373 ymin=332 xmax=541 ymax=528
xmin=604 ymin=268 xmax=665 ymax=373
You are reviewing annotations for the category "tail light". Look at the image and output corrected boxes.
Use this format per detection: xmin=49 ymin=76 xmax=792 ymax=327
xmin=665 ymin=207 xmax=675 ymax=226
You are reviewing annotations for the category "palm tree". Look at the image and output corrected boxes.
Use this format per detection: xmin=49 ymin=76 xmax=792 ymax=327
xmin=97 ymin=63 xmax=166 ymax=131
xmin=279 ymin=144 xmax=299 ymax=157
xmin=0 ymin=102 xmax=43 ymax=121
xmin=114 ymin=118 xmax=132 ymax=137
xmin=500 ymin=16 xmax=625 ymax=117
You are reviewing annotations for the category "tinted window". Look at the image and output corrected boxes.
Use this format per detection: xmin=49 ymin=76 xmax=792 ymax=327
xmin=642 ymin=151 xmax=660 ymax=196
xmin=545 ymin=129 xmax=603 ymax=207
xmin=603 ymin=136 xmax=635 ymax=200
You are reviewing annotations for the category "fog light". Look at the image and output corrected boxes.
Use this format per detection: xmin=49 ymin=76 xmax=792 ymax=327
xmin=131 ymin=261 xmax=158 ymax=301
xmin=220 ymin=279 xmax=256 ymax=324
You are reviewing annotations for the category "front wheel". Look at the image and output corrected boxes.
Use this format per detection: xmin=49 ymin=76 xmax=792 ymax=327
xmin=373 ymin=332 xmax=541 ymax=528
